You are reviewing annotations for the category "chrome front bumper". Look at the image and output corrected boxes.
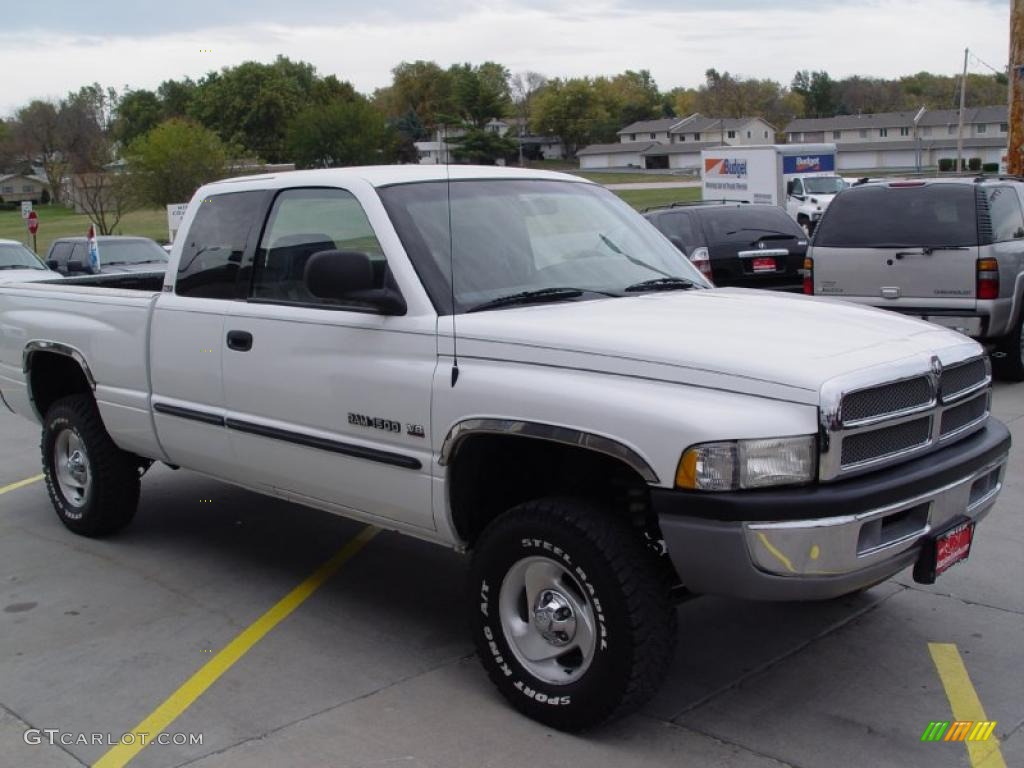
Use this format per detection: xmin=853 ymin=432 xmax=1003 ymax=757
xmin=745 ymin=457 xmax=1005 ymax=578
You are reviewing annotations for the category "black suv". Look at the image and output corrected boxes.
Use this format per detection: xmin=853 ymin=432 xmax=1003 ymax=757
xmin=643 ymin=202 xmax=809 ymax=291
xmin=45 ymin=236 xmax=168 ymax=276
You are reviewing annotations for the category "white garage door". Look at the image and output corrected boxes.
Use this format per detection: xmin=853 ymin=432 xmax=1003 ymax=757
xmin=580 ymin=154 xmax=611 ymax=169
xmin=879 ymin=150 xmax=917 ymax=168
xmin=837 ymin=152 xmax=875 ymax=171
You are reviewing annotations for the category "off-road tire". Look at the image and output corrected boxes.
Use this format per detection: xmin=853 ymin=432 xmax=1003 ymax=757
xmin=469 ymin=497 xmax=676 ymax=731
xmin=41 ymin=394 xmax=140 ymax=536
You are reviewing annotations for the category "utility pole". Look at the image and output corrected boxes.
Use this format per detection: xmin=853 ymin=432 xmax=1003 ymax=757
xmin=1010 ymin=0 xmax=1023 ymax=175
xmin=957 ymin=47 xmax=968 ymax=172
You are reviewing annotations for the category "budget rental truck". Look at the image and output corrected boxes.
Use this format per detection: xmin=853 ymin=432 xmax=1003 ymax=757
xmin=701 ymin=144 xmax=846 ymax=233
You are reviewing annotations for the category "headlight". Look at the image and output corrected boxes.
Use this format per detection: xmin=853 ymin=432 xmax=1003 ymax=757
xmin=675 ymin=436 xmax=817 ymax=491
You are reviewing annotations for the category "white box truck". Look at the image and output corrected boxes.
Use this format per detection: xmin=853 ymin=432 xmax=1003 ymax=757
xmin=701 ymin=144 xmax=846 ymax=233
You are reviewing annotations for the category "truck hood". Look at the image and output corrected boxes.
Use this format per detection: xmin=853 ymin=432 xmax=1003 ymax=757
xmin=452 ymin=289 xmax=976 ymax=404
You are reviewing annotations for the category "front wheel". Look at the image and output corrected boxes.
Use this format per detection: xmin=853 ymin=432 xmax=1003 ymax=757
xmin=469 ymin=497 xmax=676 ymax=731
xmin=41 ymin=394 xmax=140 ymax=536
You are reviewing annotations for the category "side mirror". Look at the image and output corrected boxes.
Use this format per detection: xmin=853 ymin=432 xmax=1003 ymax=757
xmin=786 ymin=181 xmax=794 ymax=196
xmin=45 ymin=259 xmax=59 ymax=270
xmin=304 ymin=250 xmax=406 ymax=315
xmin=66 ymin=259 xmax=86 ymax=273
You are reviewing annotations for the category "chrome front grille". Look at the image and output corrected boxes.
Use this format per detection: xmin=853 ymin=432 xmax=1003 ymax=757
xmin=840 ymin=377 xmax=933 ymax=424
xmin=940 ymin=391 xmax=990 ymax=438
xmin=820 ymin=352 xmax=991 ymax=481
xmin=941 ymin=358 xmax=988 ymax=401
xmin=840 ymin=417 xmax=932 ymax=467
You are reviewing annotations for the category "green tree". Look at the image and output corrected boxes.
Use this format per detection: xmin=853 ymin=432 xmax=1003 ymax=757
xmin=387 ymin=60 xmax=455 ymax=130
xmin=791 ymin=70 xmax=836 ymax=117
xmin=448 ymin=61 xmax=512 ymax=127
xmin=531 ymin=78 xmax=608 ymax=157
xmin=157 ymin=78 xmax=198 ymax=118
xmin=449 ymin=128 xmax=518 ymax=165
xmin=126 ymin=119 xmax=229 ymax=207
xmin=286 ymin=97 xmax=391 ymax=169
xmin=113 ymin=89 xmax=163 ymax=145
xmin=188 ymin=56 xmax=334 ymax=162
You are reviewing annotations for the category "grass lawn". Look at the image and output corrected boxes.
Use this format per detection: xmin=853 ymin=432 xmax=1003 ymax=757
xmin=613 ymin=187 xmax=702 ymax=210
xmin=0 ymin=206 xmax=169 ymax=256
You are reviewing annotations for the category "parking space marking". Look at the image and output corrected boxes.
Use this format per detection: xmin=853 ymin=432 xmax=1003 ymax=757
xmin=928 ymin=642 xmax=1007 ymax=768
xmin=0 ymin=474 xmax=43 ymax=496
xmin=93 ymin=525 xmax=379 ymax=768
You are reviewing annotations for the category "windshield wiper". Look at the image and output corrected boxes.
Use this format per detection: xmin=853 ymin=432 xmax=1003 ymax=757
xmin=624 ymin=277 xmax=700 ymax=293
xmin=467 ymin=287 xmax=587 ymax=313
xmin=895 ymin=245 xmax=971 ymax=258
xmin=598 ymin=234 xmax=672 ymax=278
xmin=0 ymin=265 xmax=41 ymax=270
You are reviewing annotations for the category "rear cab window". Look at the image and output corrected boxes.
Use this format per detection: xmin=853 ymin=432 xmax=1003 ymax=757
xmin=815 ymin=184 xmax=978 ymax=248
xmin=176 ymin=191 xmax=266 ymax=298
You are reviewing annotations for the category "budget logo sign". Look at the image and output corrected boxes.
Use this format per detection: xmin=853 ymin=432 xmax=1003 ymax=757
xmin=921 ymin=721 xmax=997 ymax=742
xmin=704 ymin=158 xmax=748 ymax=178
xmin=782 ymin=154 xmax=836 ymax=174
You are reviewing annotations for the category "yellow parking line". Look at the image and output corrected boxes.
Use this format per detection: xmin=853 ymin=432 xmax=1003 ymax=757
xmin=928 ymin=642 xmax=1007 ymax=768
xmin=0 ymin=474 xmax=44 ymax=496
xmin=93 ymin=525 xmax=379 ymax=768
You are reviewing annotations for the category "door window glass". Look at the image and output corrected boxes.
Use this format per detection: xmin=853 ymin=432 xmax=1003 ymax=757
xmin=252 ymin=188 xmax=387 ymax=307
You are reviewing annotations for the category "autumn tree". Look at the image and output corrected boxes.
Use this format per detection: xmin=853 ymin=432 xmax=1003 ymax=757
xmin=126 ymin=119 xmax=229 ymax=207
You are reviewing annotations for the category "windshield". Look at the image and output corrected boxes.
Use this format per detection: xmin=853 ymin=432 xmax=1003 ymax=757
xmin=0 ymin=243 xmax=46 ymax=270
xmin=98 ymin=239 xmax=169 ymax=265
xmin=379 ymin=179 xmax=708 ymax=313
xmin=803 ymin=177 xmax=846 ymax=195
xmin=815 ymin=184 xmax=978 ymax=248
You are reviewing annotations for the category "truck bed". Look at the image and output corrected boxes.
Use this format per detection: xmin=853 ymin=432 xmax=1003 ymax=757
xmin=0 ymin=278 xmax=163 ymax=459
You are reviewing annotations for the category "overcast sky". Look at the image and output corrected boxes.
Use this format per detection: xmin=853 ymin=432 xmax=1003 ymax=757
xmin=0 ymin=0 xmax=1011 ymax=115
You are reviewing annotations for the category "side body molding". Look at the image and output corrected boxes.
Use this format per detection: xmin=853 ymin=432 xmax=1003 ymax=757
xmin=439 ymin=418 xmax=660 ymax=484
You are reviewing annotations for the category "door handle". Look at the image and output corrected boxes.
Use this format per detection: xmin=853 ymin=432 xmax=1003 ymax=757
xmin=226 ymin=330 xmax=253 ymax=351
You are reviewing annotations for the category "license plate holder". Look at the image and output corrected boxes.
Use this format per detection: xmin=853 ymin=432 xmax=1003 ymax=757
xmin=752 ymin=257 xmax=776 ymax=273
xmin=913 ymin=517 xmax=975 ymax=584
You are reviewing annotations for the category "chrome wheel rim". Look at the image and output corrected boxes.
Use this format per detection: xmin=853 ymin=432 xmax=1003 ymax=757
xmin=53 ymin=428 xmax=91 ymax=508
xmin=498 ymin=556 xmax=597 ymax=685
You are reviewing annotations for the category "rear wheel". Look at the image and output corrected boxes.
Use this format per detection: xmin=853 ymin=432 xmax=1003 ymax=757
xmin=41 ymin=394 xmax=140 ymax=536
xmin=994 ymin=313 xmax=1024 ymax=381
xmin=469 ymin=497 xmax=676 ymax=731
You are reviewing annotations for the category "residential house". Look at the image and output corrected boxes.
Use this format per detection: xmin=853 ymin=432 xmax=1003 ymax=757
xmin=578 ymin=114 xmax=777 ymax=170
xmin=0 ymin=174 xmax=50 ymax=203
xmin=783 ymin=106 xmax=1008 ymax=170
xmin=415 ymin=119 xmax=565 ymax=164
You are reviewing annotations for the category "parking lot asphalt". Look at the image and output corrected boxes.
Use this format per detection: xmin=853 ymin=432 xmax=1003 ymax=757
xmin=1 ymin=385 xmax=1022 ymax=768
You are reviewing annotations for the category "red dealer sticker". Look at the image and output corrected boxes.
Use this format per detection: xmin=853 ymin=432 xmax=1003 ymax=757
xmin=752 ymin=257 xmax=776 ymax=273
xmin=913 ymin=518 xmax=975 ymax=584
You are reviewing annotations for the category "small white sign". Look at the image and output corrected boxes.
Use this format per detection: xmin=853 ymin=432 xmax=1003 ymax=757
xmin=166 ymin=203 xmax=189 ymax=242
xmin=20 ymin=201 xmax=32 ymax=219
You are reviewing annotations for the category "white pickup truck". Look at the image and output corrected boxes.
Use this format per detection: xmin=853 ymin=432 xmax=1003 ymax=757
xmin=0 ymin=166 xmax=1011 ymax=730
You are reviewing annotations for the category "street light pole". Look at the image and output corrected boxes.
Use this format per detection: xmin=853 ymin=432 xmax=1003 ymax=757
xmin=957 ymin=48 xmax=968 ymax=173
xmin=1010 ymin=0 xmax=1023 ymax=175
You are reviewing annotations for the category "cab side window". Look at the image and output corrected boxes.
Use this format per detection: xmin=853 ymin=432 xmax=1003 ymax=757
xmin=791 ymin=179 xmax=804 ymax=197
xmin=986 ymin=186 xmax=1024 ymax=242
xmin=251 ymin=188 xmax=388 ymax=308
xmin=176 ymin=191 xmax=265 ymax=298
